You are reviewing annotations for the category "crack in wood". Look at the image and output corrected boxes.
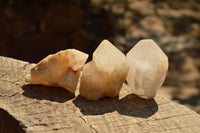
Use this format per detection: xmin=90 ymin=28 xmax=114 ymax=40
xmin=154 ymin=113 xmax=192 ymax=121
xmin=0 ymin=79 xmax=17 ymax=84
xmin=89 ymin=125 xmax=98 ymax=133
xmin=14 ymin=101 xmax=40 ymax=108
xmin=29 ymin=123 xmax=48 ymax=127
xmin=154 ymin=126 xmax=200 ymax=132
xmin=79 ymin=116 xmax=86 ymax=124
xmin=8 ymin=92 xmax=20 ymax=97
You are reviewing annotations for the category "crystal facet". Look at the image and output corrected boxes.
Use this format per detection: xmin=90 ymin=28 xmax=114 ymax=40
xmin=80 ymin=40 xmax=129 ymax=100
xmin=26 ymin=49 xmax=88 ymax=92
xmin=126 ymin=39 xmax=168 ymax=99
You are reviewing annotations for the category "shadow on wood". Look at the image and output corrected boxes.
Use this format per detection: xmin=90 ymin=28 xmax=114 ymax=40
xmin=73 ymin=94 xmax=158 ymax=118
xmin=22 ymin=84 xmax=75 ymax=103
xmin=0 ymin=108 xmax=25 ymax=133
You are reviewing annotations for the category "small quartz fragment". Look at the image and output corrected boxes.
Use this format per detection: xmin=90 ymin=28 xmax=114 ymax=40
xmin=126 ymin=39 xmax=168 ymax=99
xmin=26 ymin=49 xmax=88 ymax=92
xmin=80 ymin=40 xmax=129 ymax=100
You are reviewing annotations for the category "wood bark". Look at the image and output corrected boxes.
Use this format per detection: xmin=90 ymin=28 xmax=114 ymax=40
xmin=0 ymin=56 xmax=200 ymax=133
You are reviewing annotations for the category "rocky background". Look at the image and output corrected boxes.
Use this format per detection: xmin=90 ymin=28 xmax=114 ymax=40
xmin=0 ymin=0 xmax=199 ymax=112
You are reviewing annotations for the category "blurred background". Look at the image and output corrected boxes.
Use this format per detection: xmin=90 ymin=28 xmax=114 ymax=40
xmin=0 ymin=0 xmax=199 ymax=113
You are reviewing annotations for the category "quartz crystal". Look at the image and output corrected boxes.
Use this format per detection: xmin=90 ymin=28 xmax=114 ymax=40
xmin=80 ymin=40 xmax=129 ymax=100
xmin=126 ymin=39 xmax=168 ymax=99
xmin=26 ymin=49 xmax=88 ymax=92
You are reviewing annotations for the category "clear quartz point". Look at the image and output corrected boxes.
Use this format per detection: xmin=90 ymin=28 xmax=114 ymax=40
xmin=126 ymin=39 xmax=168 ymax=99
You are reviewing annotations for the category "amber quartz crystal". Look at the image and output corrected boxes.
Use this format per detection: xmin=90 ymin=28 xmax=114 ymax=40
xmin=26 ymin=49 xmax=88 ymax=92
xmin=79 ymin=40 xmax=129 ymax=100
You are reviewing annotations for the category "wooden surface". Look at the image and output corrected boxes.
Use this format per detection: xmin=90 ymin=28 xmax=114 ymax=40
xmin=0 ymin=56 xmax=200 ymax=133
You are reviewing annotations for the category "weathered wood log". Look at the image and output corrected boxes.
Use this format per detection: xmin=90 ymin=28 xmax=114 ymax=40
xmin=0 ymin=56 xmax=200 ymax=133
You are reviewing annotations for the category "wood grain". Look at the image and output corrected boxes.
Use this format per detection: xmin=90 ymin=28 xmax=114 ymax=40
xmin=0 ymin=56 xmax=200 ymax=133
